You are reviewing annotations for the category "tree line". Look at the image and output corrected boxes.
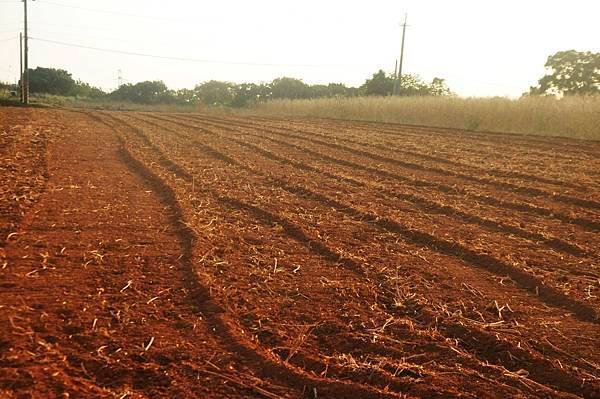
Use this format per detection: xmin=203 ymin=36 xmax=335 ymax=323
xmin=9 ymin=50 xmax=599 ymax=104
xmin=18 ymin=67 xmax=453 ymax=106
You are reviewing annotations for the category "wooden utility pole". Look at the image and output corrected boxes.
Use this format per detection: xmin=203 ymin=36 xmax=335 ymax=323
xmin=23 ymin=0 xmax=30 ymax=104
xmin=393 ymin=13 xmax=408 ymax=96
xmin=19 ymin=32 xmax=23 ymax=103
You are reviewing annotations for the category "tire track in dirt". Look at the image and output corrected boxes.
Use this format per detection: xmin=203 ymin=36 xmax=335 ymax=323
xmin=114 ymin=112 xmax=600 ymax=398
xmin=153 ymin=113 xmax=600 ymax=233
xmin=96 ymin=112 xmax=414 ymax=399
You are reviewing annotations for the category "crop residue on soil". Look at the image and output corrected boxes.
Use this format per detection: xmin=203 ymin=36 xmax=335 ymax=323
xmin=1 ymin=107 xmax=599 ymax=398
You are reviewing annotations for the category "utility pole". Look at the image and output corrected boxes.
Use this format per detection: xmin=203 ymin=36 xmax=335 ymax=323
xmin=22 ymin=0 xmax=35 ymax=104
xmin=19 ymin=32 xmax=23 ymax=103
xmin=393 ymin=13 xmax=408 ymax=96
xmin=23 ymin=0 xmax=30 ymax=104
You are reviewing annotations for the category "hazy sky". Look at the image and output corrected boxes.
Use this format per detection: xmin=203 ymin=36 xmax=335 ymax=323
xmin=1 ymin=0 xmax=599 ymax=97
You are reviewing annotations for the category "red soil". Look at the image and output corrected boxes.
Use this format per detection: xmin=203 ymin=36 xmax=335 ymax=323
xmin=1 ymin=107 xmax=599 ymax=398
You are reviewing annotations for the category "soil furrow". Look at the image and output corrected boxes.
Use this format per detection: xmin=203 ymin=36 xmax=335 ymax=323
xmin=5 ymin=108 xmax=598 ymax=399
xmin=187 ymin=114 xmax=589 ymax=191
xmin=178 ymin=114 xmax=600 ymax=210
xmin=126 ymin=113 xmax=599 ymax=323
xmin=113 ymin=113 xmax=599 ymax=397
xmin=154 ymin=113 xmax=600 ymax=233
xmin=263 ymin=115 xmax=600 ymax=157
xmin=116 ymin=112 xmax=600 ymax=397
xmin=132 ymin=113 xmax=595 ymax=259
xmin=99 ymin=112 xmax=416 ymax=399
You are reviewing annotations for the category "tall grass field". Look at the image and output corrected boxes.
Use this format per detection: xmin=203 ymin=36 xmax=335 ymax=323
xmin=248 ymin=96 xmax=600 ymax=140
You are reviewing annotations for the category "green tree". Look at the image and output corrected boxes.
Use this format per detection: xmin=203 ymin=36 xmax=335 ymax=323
xmin=110 ymin=81 xmax=173 ymax=104
xmin=360 ymin=71 xmax=452 ymax=97
xmin=309 ymin=84 xmax=330 ymax=98
xmin=71 ymin=80 xmax=106 ymax=98
xmin=530 ymin=50 xmax=600 ymax=96
xmin=360 ymin=70 xmax=394 ymax=96
xmin=194 ymin=80 xmax=235 ymax=106
xmin=306 ymin=83 xmax=351 ymax=98
xmin=174 ymin=88 xmax=199 ymax=104
xmin=27 ymin=67 xmax=76 ymax=95
xmin=270 ymin=77 xmax=309 ymax=99
xmin=398 ymin=74 xmax=430 ymax=96
xmin=231 ymin=83 xmax=271 ymax=107
xmin=326 ymin=83 xmax=351 ymax=97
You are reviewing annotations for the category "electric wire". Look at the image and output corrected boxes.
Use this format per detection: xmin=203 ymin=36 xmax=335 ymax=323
xmin=29 ymin=36 xmax=346 ymax=68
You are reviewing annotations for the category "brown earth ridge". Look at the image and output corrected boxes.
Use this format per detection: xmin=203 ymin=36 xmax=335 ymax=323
xmin=1 ymin=107 xmax=599 ymax=398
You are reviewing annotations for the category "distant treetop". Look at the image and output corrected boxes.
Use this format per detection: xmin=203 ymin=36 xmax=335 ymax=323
xmin=529 ymin=50 xmax=600 ymax=96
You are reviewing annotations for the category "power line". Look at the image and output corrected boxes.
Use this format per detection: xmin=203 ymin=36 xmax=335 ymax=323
xmin=29 ymin=36 xmax=347 ymax=68
xmin=29 ymin=21 xmax=123 ymax=32
xmin=28 ymin=28 xmax=177 ymax=48
xmin=30 ymin=29 xmax=143 ymax=43
xmin=26 ymin=36 xmax=512 ymax=87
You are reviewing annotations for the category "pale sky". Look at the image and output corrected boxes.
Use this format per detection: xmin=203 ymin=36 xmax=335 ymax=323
xmin=1 ymin=0 xmax=599 ymax=97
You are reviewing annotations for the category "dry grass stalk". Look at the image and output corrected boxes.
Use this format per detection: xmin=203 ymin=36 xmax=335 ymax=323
xmin=246 ymin=95 xmax=600 ymax=140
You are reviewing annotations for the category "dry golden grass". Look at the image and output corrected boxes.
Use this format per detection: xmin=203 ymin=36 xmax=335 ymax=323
xmin=247 ymin=95 xmax=600 ymax=140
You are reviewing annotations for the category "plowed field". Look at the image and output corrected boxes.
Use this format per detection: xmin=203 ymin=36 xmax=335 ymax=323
xmin=1 ymin=107 xmax=599 ymax=398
